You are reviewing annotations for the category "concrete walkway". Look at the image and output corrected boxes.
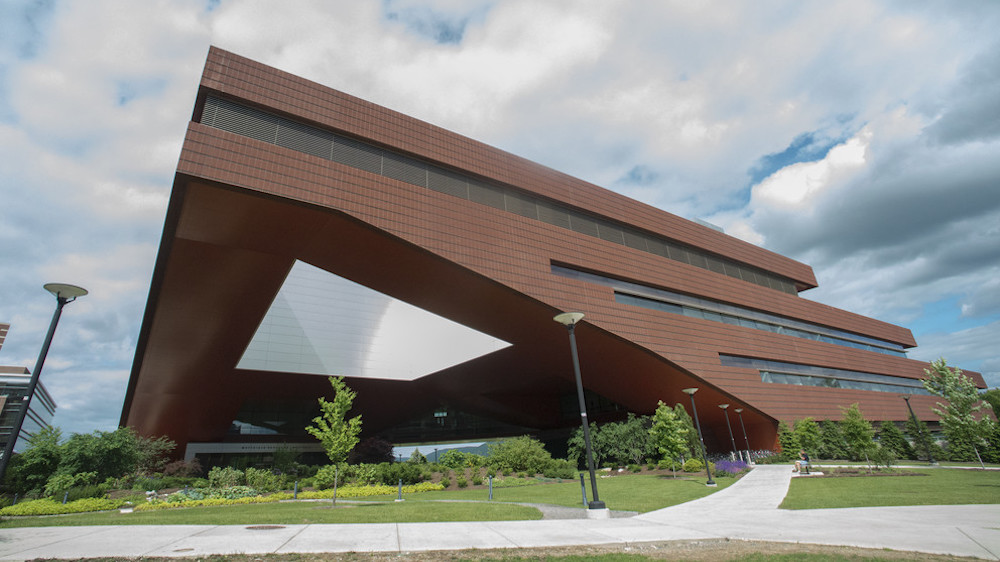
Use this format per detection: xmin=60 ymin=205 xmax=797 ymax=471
xmin=1 ymin=465 xmax=997 ymax=560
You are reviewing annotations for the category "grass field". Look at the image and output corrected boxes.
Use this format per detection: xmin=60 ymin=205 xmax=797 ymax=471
xmin=780 ymin=468 xmax=1000 ymax=509
xmin=0 ymin=472 xmax=732 ymax=528
xmin=422 ymin=473 xmax=736 ymax=512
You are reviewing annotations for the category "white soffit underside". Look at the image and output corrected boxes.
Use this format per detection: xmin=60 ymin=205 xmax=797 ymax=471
xmin=236 ymin=260 xmax=511 ymax=381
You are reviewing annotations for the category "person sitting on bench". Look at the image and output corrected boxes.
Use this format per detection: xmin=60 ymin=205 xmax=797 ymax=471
xmin=794 ymin=449 xmax=810 ymax=473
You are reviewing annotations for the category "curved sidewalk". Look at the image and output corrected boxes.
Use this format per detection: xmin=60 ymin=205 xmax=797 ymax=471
xmin=1 ymin=465 xmax=997 ymax=560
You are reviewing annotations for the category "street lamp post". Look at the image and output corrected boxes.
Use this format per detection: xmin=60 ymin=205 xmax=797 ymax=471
xmin=553 ymin=312 xmax=605 ymax=510
xmin=0 ymin=283 xmax=87 ymax=484
xmin=681 ymin=388 xmax=716 ymax=486
xmin=719 ymin=404 xmax=739 ymax=462
xmin=734 ymin=408 xmax=752 ymax=464
xmin=902 ymin=395 xmax=936 ymax=465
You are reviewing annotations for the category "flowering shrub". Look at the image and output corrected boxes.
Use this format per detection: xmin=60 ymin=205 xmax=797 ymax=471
xmin=714 ymin=460 xmax=750 ymax=476
xmin=0 ymin=497 xmax=128 ymax=516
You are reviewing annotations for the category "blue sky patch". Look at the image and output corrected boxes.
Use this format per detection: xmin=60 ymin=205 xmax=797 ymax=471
xmin=115 ymin=78 xmax=167 ymax=106
xmin=382 ymin=0 xmax=491 ymax=45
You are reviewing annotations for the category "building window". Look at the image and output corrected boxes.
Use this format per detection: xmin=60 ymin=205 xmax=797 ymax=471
xmin=552 ymin=264 xmax=908 ymax=357
xmin=720 ymin=355 xmax=929 ymax=395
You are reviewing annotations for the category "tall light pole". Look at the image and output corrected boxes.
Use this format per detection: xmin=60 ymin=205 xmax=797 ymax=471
xmin=0 ymin=283 xmax=87 ymax=484
xmin=553 ymin=312 xmax=605 ymax=510
xmin=902 ymin=395 xmax=935 ymax=465
xmin=681 ymin=387 xmax=715 ymax=486
xmin=734 ymin=408 xmax=752 ymax=464
xmin=719 ymin=404 xmax=739 ymax=462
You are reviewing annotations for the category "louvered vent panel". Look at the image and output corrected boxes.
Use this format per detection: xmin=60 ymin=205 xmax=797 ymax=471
xmin=332 ymin=137 xmax=383 ymax=174
xmin=469 ymin=181 xmax=505 ymax=209
xmin=383 ymin=152 xmax=428 ymax=187
xmin=723 ymin=262 xmax=743 ymax=279
xmin=276 ymin=121 xmax=334 ymax=159
xmin=569 ymin=215 xmax=600 ymax=238
xmin=208 ymin=97 xmax=279 ymax=143
xmin=597 ymin=223 xmax=625 ymax=244
xmin=537 ymin=201 xmax=572 ymax=229
xmin=201 ymin=97 xmax=220 ymax=125
xmin=623 ymin=230 xmax=648 ymax=251
xmin=646 ymin=239 xmax=670 ymax=258
xmin=706 ymin=257 xmax=727 ymax=274
xmin=427 ymin=168 xmax=469 ymax=199
xmin=667 ymin=243 xmax=691 ymax=264
xmin=505 ymin=192 xmax=538 ymax=219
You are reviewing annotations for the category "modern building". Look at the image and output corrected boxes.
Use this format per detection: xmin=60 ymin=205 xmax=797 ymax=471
xmin=0 ymin=324 xmax=58 ymax=455
xmin=122 ymin=48 xmax=984 ymax=463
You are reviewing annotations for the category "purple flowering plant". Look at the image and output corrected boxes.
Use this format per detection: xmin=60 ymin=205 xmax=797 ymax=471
xmin=713 ymin=459 xmax=750 ymax=476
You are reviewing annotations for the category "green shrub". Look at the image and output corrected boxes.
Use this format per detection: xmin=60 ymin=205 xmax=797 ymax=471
xmin=438 ymin=449 xmax=484 ymax=469
xmin=245 ymin=467 xmax=284 ymax=492
xmin=375 ymin=462 xmax=425 ymax=485
xmin=657 ymin=459 xmax=679 ymax=471
xmin=207 ymin=466 xmax=244 ymax=488
xmin=628 ymin=464 xmax=642 ymax=473
xmin=44 ymin=471 xmax=98 ymax=498
xmin=682 ymin=458 xmax=704 ymax=472
xmin=542 ymin=458 xmax=576 ymax=479
xmin=456 ymin=476 xmax=468 ymax=488
xmin=66 ymin=484 xmax=108 ymax=502
xmin=486 ymin=468 xmax=496 ymax=478
xmin=346 ymin=463 xmax=378 ymax=485
xmin=491 ymin=476 xmax=537 ymax=488
xmin=0 ymin=497 xmax=128 ymax=516
xmin=471 ymin=475 xmax=483 ymax=485
xmin=487 ymin=436 xmax=554 ymax=475
xmin=313 ymin=465 xmax=345 ymax=489
xmin=439 ymin=478 xmax=450 ymax=488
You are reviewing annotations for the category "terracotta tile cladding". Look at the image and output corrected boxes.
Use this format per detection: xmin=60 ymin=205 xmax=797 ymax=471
xmin=201 ymin=47 xmax=815 ymax=287
xmin=124 ymin=47 xmax=984 ymax=457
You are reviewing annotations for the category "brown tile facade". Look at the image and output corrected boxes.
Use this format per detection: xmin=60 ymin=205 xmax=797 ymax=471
xmin=123 ymin=48 xmax=983 ymax=458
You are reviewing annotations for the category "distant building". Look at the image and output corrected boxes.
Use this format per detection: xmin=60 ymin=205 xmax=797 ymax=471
xmin=0 ymin=323 xmax=58 ymax=454
xmin=123 ymin=48 xmax=983 ymax=464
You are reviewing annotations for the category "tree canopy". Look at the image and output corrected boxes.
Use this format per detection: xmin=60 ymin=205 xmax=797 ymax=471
xmin=305 ymin=376 xmax=362 ymax=464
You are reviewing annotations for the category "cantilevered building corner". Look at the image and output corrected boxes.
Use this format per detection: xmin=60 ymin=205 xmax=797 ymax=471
xmin=122 ymin=47 xmax=984 ymax=463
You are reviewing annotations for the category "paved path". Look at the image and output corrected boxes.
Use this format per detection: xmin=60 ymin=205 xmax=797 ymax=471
xmin=1 ymin=465 xmax=997 ymax=560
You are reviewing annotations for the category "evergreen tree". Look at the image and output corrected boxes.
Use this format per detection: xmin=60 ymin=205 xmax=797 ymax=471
xmin=649 ymin=401 xmax=690 ymax=463
xmin=306 ymin=376 xmax=362 ymax=464
xmin=922 ymin=358 xmax=994 ymax=465
xmin=817 ymin=420 xmax=848 ymax=460
xmin=904 ymin=415 xmax=939 ymax=462
xmin=878 ymin=421 xmax=914 ymax=460
xmin=840 ymin=403 xmax=876 ymax=463
xmin=777 ymin=420 xmax=799 ymax=460
xmin=793 ymin=417 xmax=821 ymax=456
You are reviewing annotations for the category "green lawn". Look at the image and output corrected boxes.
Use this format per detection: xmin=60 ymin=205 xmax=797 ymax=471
xmin=0 ymin=499 xmax=541 ymax=528
xmin=422 ymin=473 xmax=736 ymax=513
xmin=780 ymin=468 xmax=1000 ymax=509
xmin=0 ymin=472 xmax=732 ymax=528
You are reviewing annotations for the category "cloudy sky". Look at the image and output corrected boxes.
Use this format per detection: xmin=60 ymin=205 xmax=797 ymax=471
xmin=1 ymin=0 xmax=998 ymax=438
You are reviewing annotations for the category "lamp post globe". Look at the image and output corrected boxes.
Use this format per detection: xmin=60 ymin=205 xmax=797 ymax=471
xmin=553 ymin=311 xmax=605 ymax=510
xmin=0 ymin=283 xmax=87 ymax=483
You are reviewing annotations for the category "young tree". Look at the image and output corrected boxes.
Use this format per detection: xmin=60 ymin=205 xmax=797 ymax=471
xmin=649 ymin=401 xmax=690 ymax=464
xmin=793 ymin=417 xmax=821 ymax=456
xmin=878 ymin=421 xmax=914 ymax=460
xmin=57 ymin=427 xmax=143 ymax=481
xmin=3 ymin=426 xmax=62 ymax=494
xmin=904 ymin=414 xmax=941 ymax=462
xmin=306 ymin=376 xmax=362 ymax=464
xmin=817 ymin=420 xmax=848 ymax=460
xmin=840 ymin=403 xmax=876 ymax=465
xmin=922 ymin=358 xmax=995 ymax=465
xmin=595 ymin=414 xmax=653 ymax=466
